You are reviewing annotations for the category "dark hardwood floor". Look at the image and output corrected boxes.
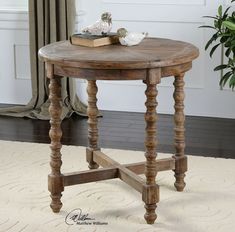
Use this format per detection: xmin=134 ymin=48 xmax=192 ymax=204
xmin=0 ymin=110 xmax=234 ymax=159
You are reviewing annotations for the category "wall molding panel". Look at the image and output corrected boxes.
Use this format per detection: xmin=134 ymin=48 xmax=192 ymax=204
xmin=13 ymin=44 xmax=31 ymax=80
xmin=0 ymin=8 xmax=31 ymax=104
xmin=103 ymin=0 xmax=206 ymax=6
xmin=0 ymin=9 xmax=28 ymax=30
xmin=0 ymin=9 xmax=85 ymax=31
xmin=0 ymin=6 xmax=87 ymax=105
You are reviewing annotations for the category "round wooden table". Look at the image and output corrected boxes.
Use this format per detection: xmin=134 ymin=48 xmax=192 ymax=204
xmin=39 ymin=38 xmax=199 ymax=224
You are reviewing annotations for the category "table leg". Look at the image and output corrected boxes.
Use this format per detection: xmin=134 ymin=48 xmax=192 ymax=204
xmin=48 ymin=71 xmax=64 ymax=213
xmin=143 ymin=69 xmax=160 ymax=224
xmin=86 ymin=80 xmax=99 ymax=169
xmin=173 ymin=73 xmax=187 ymax=192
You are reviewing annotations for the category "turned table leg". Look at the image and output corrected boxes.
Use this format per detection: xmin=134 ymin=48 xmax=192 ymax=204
xmin=86 ymin=80 xmax=99 ymax=169
xmin=47 ymin=63 xmax=64 ymax=213
xmin=173 ymin=73 xmax=187 ymax=192
xmin=142 ymin=69 xmax=160 ymax=224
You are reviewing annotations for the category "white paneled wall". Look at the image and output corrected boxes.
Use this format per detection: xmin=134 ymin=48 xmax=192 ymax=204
xmin=77 ymin=0 xmax=235 ymax=119
xmin=0 ymin=8 xmax=31 ymax=104
xmin=0 ymin=1 xmax=84 ymax=105
xmin=0 ymin=0 xmax=234 ymax=118
xmin=0 ymin=0 xmax=27 ymax=9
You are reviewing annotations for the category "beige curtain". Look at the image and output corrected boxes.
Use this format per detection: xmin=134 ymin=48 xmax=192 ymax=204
xmin=0 ymin=0 xmax=87 ymax=120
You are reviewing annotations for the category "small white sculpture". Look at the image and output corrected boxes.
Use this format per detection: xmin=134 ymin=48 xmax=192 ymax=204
xmin=82 ymin=12 xmax=112 ymax=36
xmin=117 ymin=28 xmax=148 ymax=46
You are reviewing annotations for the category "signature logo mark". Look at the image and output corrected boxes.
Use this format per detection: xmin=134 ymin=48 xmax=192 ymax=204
xmin=65 ymin=208 xmax=95 ymax=225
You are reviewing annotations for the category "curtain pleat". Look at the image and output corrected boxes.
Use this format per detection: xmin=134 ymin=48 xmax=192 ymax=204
xmin=0 ymin=0 xmax=87 ymax=120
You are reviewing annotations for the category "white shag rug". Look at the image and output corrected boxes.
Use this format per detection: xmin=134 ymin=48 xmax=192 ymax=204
xmin=0 ymin=140 xmax=235 ymax=232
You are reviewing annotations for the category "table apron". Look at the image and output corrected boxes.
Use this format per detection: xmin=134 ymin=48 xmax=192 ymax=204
xmin=162 ymin=62 xmax=192 ymax=77
xmin=54 ymin=65 xmax=147 ymax=80
xmin=52 ymin=62 xmax=192 ymax=80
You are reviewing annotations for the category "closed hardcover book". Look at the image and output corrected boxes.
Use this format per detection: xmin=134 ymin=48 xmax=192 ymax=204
xmin=70 ymin=33 xmax=119 ymax=47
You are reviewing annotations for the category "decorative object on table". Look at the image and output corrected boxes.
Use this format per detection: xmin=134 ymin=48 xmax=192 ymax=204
xmin=200 ymin=0 xmax=235 ymax=89
xmin=70 ymin=33 xmax=119 ymax=47
xmin=82 ymin=12 xmax=112 ymax=36
xmin=117 ymin=28 xmax=148 ymax=46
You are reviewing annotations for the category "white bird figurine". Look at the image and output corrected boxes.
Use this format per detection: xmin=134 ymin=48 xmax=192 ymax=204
xmin=82 ymin=12 xmax=112 ymax=36
xmin=117 ymin=28 xmax=148 ymax=46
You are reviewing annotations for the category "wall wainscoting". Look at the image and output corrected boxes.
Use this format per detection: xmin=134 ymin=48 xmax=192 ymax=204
xmin=0 ymin=1 xmax=234 ymax=118
xmin=0 ymin=7 xmax=85 ymax=105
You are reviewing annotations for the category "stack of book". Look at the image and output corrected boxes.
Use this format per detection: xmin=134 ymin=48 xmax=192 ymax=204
xmin=70 ymin=33 xmax=119 ymax=47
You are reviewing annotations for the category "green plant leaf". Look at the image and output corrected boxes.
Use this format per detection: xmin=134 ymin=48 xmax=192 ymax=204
xmin=228 ymin=58 xmax=234 ymax=66
xmin=220 ymin=36 xmax=229 ymax=43
xmin=222 ymin=7 xmax=231 ymax=19
xmin=229 ymin=73 xmax=235 ymax=89
xmin=210 ymin=43 xmax=221 ymax=57
xmin=218 ymin=5 xmax=223 ymax=17
xmin=219 ymin=71 xmax=232 ymax=87
xmin=217 ymin=33 xmax=231 ymax=37
xmin=199 ymin=25 xmax=215 ymax=29
xmin=203 ymin=16 xmax=218 ymax=20
xmin=225 ymin=47 xmax=232 ymax=57
xmin=214 ymin=64 xmax=228 ymax=71
xmin=222 ymin=21 xmax=235 ymax=30
xmin=205 ymin=33 xmax=218 ymax=50
xmin=200 ymin=0 xmax=235 ymax=90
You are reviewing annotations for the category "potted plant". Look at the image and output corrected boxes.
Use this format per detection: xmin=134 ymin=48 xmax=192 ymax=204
xmin=201 ymin=0 xmax=235 ymax=89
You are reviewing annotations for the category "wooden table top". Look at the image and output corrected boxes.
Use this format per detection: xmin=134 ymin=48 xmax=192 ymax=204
xmin=39 ymin=38 xmax=199 ymax=69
